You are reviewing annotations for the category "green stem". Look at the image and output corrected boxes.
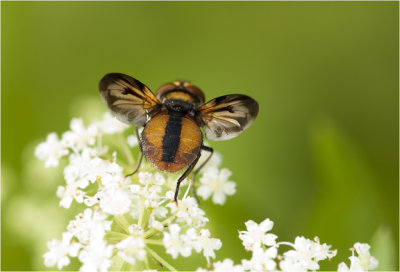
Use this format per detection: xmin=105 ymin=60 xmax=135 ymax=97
xmin=144 ymin=228 xmax=159 ymax=239
xmin=145 ymin=239 xmax=164 ymax=246
xmin=144 ymin=254 xmax=150 ymax=270
xmin=120 ymin=261 xmax=132 ymax=271
xmin=105 ymin=231 xmax=128 ymax=241
xmin=114 ymin=215 xmax=130 ymax=233
xmin=144 ymin=214 xmax=176 ymax=238
xmin=143 ymin=207 xmax=154 ymax=229
xmin=146 ymin=247 xmax=177 ymax=271
xmin=138 ymin=196 xmax=145 ymax=228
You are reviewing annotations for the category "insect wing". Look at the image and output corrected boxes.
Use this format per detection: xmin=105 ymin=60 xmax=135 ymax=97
xmin=197 ymin=94 xmax=259 ymax=141
xmin=99 ymin=73 xmax=161 ymax=126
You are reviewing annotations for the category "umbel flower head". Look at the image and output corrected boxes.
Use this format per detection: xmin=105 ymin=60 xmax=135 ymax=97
xmin=36 ymin=113 xmax=229 ymax=271
xmin=36 ymin=113 xmax=379 ymax=271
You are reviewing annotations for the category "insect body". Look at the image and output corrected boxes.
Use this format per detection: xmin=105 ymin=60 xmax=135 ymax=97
xmin=99 ymin=73 xmax=258 ymax=202
xmin=142 ymin=109 xmax=202 ymax=173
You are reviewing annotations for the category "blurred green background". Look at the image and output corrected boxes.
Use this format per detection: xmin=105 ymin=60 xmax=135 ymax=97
xmin=2 ymin=1 xmax=398 ymax=271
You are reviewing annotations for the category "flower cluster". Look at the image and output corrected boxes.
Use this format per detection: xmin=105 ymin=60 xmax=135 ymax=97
xmin=338 ymin=243 xmax=379 ymax=272
xmin=197 ymin=218 xmax=378 ymax=272
xmin=36 ymin=113 xmax=230 ymax=271
xmin=37 ymin=113 xmax=379 ymax=271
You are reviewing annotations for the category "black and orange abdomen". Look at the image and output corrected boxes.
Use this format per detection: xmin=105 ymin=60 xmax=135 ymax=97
xmin=141 ymin=111 xmax=202 ymax=172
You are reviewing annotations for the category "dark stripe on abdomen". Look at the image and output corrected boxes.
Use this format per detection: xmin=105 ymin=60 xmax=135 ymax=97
xmin=161 ymin=115 xmax=182 ymax=162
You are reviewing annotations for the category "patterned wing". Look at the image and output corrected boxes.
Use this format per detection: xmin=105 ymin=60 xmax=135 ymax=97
xmin=99 ymin=73 xmax=161 ymax=126
xmin=197 ymin=94 xmax=259 ymax=141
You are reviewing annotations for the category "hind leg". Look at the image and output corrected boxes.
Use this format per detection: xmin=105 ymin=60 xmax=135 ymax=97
xmin=190 ymin=145 xmax=213 ymax=203
xmin=174 ymin=153 xmax=201 ymax=203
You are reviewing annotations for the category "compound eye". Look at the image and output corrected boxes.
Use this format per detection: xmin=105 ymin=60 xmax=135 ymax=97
xmin=185 ymin=84 xmax=205 ymax=105
xmin=156 ymin=83 xmax=177 ymax=101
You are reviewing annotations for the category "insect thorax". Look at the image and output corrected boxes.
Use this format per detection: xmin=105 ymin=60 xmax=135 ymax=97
xmin=163 ymin=99 xmax=195 ymax=115
xmin=158 ymin=88 xmax=204 ymax=108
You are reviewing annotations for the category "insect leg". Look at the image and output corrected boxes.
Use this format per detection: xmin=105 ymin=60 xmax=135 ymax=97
xmin=191 ymin=145 xmax=214 ymax=203
xmin=174 ymin=153 xmax=201 ymax=203
xmin=125 ymin=127 xmax=144 ymax=177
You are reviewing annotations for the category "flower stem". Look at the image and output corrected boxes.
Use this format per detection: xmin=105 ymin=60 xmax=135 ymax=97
xmin=146 ymin=247 xmax=177 ymax=271
xmin=145 ymin=239 xmax=164 ymax=246
xmin=144 ymin=214 xmax=176 ymax=238
xmin=105 ymin=231 xmax=128 ymax=241
xmin=144 ymin=254 xmax=150 ymax=270
xmin=114 ymin=215 xmax=130 ymax=233
xmin=138 ymin=196 xmax=145 ymax=228
xmin=144 ymin=228 xmax=160 ymax=239
xmin=120 ymin=261 xmax=132 ymax=271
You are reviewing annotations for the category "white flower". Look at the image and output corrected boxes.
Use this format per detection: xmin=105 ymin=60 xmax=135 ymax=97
xmin=338 ymin=261 xmax=353 ymax=272
xmin=128 ymin=224 xmax=144 ymax=236
xmin=239 ymin=218 xmax=277 ymax=251
xmin=100 ymin=161 xmax=124 ymax=186
xmin=151 ymin=219 xmax=164 ymax=231
xmin=64 ymin=150 xmax=108 ymax=189
xmin=354 ymin=243 xmax=378 ymax=270
xmin=116 ymin=236 xmax=146 ymax=264
xmin=138 ymin=171 xmax=166 ymax=186
xmin=279 ymin=236 xmax=336 ymax=272
xmin=78 ymin=240 xmax=114 ymax=272
xmin=126 ymin=134 xmax=139 ymax=147
xmin=213 ymin=259 xmax=244 ymax=272
xmin=241 ymin=247 xmax=277 ymax=271
xmin=167 ymin=196 xmax=209 ymax=228
xmin=130 ymin=175 xmax=163 ymax=209
xmin=338 ymin=243 xmax=378 ymax=271
xmin=132 ymin=173 xmax=164 ymax=208
xmin=96 ymin=112 xmax=128 ymax=134
xmin=67 ymin=209 xmax=112 ymax=244
xmin=198 ymin=167 xmax=236 ymax=205
xmin=198 ymin=150 xmax=222 ymax=173
xmin=35 ymin=132 xmax=68 ymax=167
xmin=97 ymin=186 xmax=132 ymax=215
xmin=154 ymin=172 xmax=166 ymax=185
xmin=83 ymin=195 xmax=98 ymax=207
xmin=154 ymin=205 xmax=168 ymax=219
xmin=57 ymin=184 xmax=85 ymax=209
xmin=43 ymin=232 xmax=81 ymax=269
xmin=313 ymin=236 xmax=337 ymax=261
xmin=62 ymin=118 xmax=97 ymax=151
xmin=193 ymin=229 xmax=222 ymax=263
xmin=163 ymin=224 xmax=193 ymax=258
xmin=280 ymin=251 xmax=318 ymax=271
xmin=129 ymin=184 xmax=141 ymax=194
xmin=144 ymin=186 xmax=162 ymax=208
